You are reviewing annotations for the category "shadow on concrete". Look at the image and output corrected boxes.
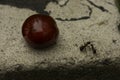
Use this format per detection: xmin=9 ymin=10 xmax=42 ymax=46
xmin=1 ymin=65 xmax=120 ymax=80
xmin=115 ymin=0 xmax=120 ymax=12
xmin=0 ymin=0 xmax=58 ymax=15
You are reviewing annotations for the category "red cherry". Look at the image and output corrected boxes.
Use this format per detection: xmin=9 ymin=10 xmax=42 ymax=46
xmin=22 ymin=14 xmax=59 ymax=48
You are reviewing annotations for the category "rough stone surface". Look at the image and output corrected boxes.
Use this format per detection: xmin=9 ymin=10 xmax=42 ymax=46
xmin=0 ymin=0 xmax=120 ymax=79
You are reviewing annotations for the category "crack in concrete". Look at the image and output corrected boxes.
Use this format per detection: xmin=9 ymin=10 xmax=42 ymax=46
xmin=56 ymin=16 xmax=90 ymax=21
xmin=51 ymin=0 xmax=69 ymax=7
xmin=87 ymin=0 xmax=109 ymax=12
xmin=117 ymin=24 xmax=120 ymax=32
xmin=91 ymin=44 xmax=97 ymax=55
xmin=56 ymin=5 xmax=93 ymax=21
xmin=59 ymin=0 xmax=69 ymax=7
xmin=104 ymin=1 xmax=115 ymax=6
xmin=88 ymin=5 xmax=93 ymax=16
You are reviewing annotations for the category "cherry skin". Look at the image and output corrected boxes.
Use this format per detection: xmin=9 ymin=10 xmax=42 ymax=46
xmin=22 ymin=14 xmax=59 ymax=48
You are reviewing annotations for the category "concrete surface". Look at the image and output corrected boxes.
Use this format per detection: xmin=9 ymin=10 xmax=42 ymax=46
xmin=0 ymin=0 xmax=120 ymax=80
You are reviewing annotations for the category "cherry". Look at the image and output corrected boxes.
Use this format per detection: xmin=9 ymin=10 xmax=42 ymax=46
xmin=22 ymin=14 xmax=59 ymax=48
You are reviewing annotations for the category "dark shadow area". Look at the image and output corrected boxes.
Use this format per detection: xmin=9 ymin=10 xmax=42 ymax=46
xmin=117 ymin=24 xmax=120 ymax=34
xmin=115 ymin=0 xmax=120 ymax=12
xmin=21 ymin=38 xmax=59 ymax=54
xmin=0 ymin=0 xmax=58 ymax=14
xmin=0 ymin=0 xmax=92 ymax=21
xmin=115 ymin=0 xmax=120 ymax=33
xmin=1 ymin=65 xmax=120 ymax=80
xmin=25 ymin=41 xmax=59 ymax=54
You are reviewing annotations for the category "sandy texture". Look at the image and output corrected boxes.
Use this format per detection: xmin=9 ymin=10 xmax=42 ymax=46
xmin=0 ymin=0 xmax=120 ymax=77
